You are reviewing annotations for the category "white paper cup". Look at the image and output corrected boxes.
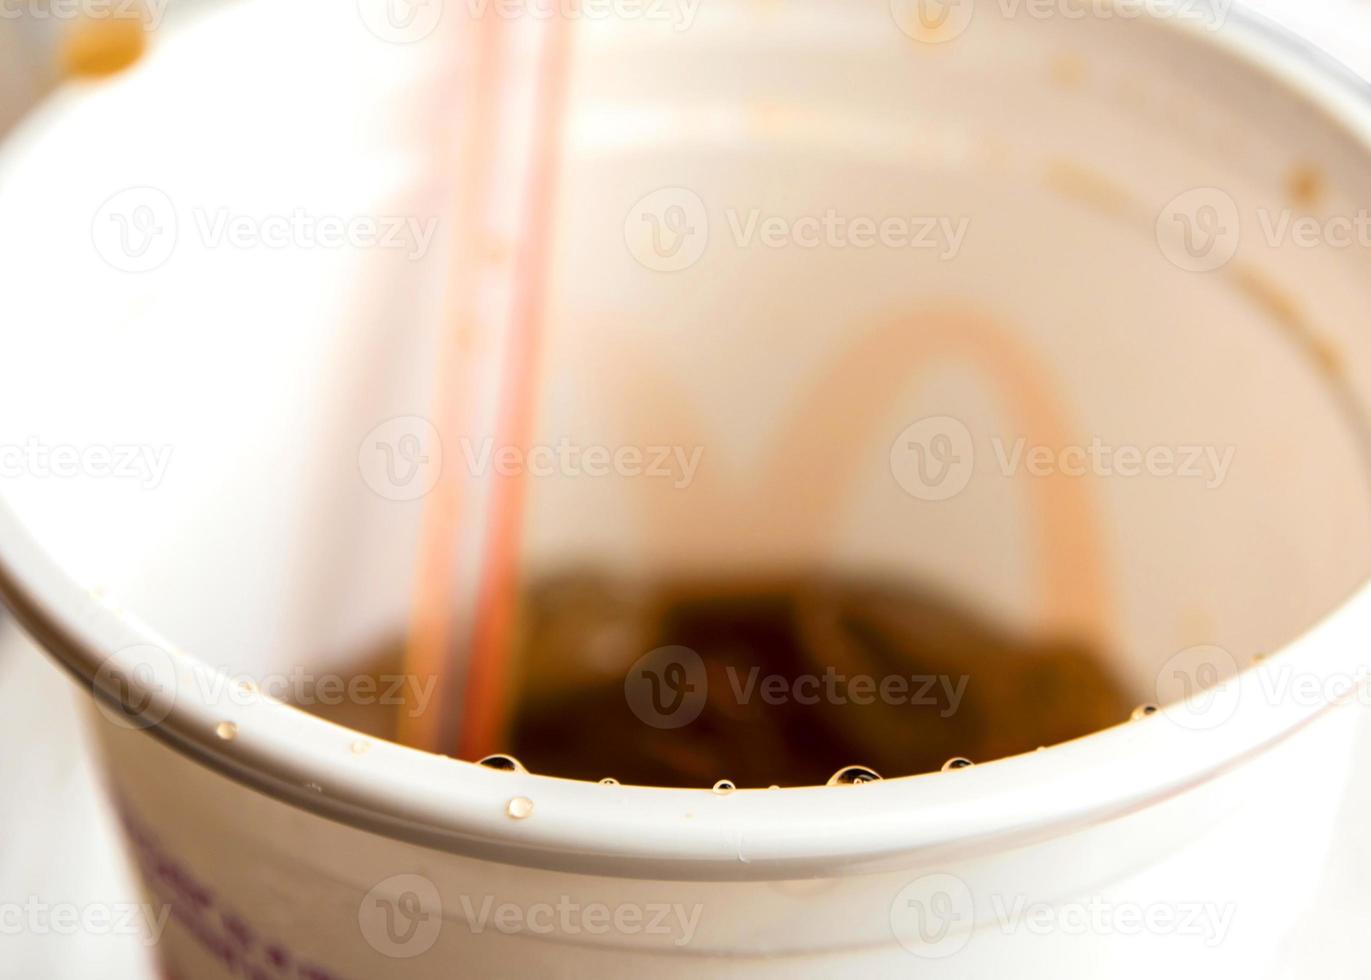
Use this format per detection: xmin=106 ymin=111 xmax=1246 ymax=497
xmin=2 ymin=0 xmax=1371 ymax=975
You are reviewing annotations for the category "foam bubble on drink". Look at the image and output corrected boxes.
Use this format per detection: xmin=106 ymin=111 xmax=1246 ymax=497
xmin=827 ymin=765 xmax=882 ymax=786
xmin=478 ymin=754 xmax=527 ymax=773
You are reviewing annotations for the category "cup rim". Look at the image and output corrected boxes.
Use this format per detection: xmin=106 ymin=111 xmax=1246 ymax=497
xmin=3 ymin=5 xmax=1371 ymax=881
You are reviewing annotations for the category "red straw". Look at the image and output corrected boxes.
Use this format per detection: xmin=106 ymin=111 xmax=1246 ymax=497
xmin=398 ymin=9 xmax=508 ymax=753
xmin=457 ymin=7 xmax=577 ymax=761
xmin=403 ymin=6 xmax=577 ymax=758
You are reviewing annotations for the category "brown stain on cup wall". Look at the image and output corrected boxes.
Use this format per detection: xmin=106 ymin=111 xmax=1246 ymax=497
xmin=61 ymin=16 xmax=147 ymax=79
xmin=1286 ymin=165 xmax=1325 ymax=209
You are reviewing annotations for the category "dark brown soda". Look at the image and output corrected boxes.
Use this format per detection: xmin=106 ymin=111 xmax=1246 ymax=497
xmin=305 ymin=573 xmax=1135 ymax=788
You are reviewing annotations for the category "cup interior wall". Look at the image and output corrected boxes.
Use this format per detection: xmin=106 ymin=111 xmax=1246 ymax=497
xmin=1 ymin=8 xmax=1370 ymax=746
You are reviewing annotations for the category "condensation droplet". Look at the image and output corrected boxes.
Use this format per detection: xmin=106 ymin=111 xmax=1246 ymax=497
xmin=506 ymin=796 xmax=535 ymax=819
xmin=827 ymin=765 xmax=882 ymax=786
xmin=712 ymin=779 xmax=736 ymax=795
xmin=478 ymin=754 xmax=527 ymax=773
xmin=215 ymin=721 xmax=237 ymax=741
xmin=351 ymin=740 xmax=371 ymax=756
xmin=767 ymin=785 xmax=780 ymax=790
xmin=303 ymin=782 xmax=324 ymax=794
xmin=1131 ymin=703 xmax=1160 ymax=721
xmin=941 ymin=757 xmax=973 ymax=771
xmin=599 ymin=777 xmax=619 ymax=786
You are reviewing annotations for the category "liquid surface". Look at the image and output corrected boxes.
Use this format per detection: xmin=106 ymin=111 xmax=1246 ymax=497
xmin=308 ymin=574 xmax=1135 ymax=788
